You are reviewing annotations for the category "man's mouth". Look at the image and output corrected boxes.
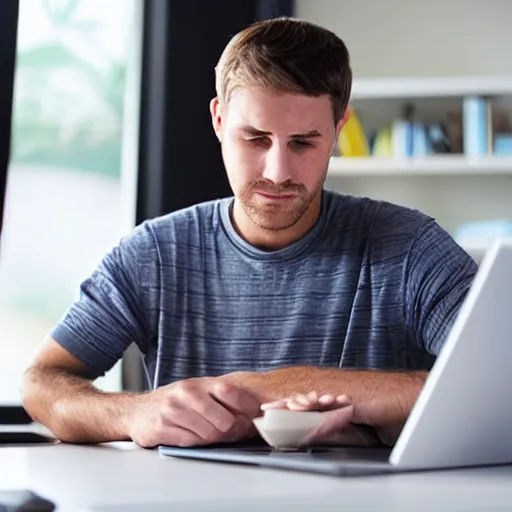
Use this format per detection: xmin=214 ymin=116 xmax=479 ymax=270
xmin=255 ymin=191 xmax=297 ymax=201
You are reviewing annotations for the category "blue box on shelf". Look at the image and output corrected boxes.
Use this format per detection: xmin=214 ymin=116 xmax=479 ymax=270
xmin=494 ymin=134 xmax=512 ymax=155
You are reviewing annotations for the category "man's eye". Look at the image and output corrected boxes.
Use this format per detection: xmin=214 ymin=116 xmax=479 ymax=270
xmin=246 ymin=137 xmax=268 ymax=145
xmin=292 ymin=140 xmax=312 ymax=148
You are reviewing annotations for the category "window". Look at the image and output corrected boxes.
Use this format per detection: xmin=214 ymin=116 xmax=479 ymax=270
xmin=0 ymin=0 xmax=141 ymax=402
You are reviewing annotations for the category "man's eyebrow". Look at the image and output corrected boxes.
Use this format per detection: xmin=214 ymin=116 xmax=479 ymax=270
xmin=290 ymin=130 xmax=322 ymax=139
xmin=239 ymin=125 xmax=272 ymax=136
xmin=239 ymin=125 xmax=322 ymax=138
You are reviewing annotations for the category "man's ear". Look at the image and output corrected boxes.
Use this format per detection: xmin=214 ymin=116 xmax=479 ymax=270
xmin=330 ymin=107 xmax=350 ymax=154
xmin=210 ymin=97 xmax=222 ymax=141
xmin=335 ymin=107 xmax=350 ymax=140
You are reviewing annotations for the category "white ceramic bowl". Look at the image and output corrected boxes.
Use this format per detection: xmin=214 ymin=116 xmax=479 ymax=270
xmin=253 ymin=409 xmax=324 ymax=448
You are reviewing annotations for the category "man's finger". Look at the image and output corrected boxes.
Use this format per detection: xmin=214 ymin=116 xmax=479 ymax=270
xmin=318 ymin=394 xmax=335 ymax=406
xmin=165 ymin=404 xmax=226 ymax=441
xmin=224 ymin=414 xmax=257 ymax=442
xmin=156 ymin=425 xmax=207 ymax=448
xmin=188 ymin=392 xmax=236 ymax=433
xmin=296 ymin=394 xmax=313 ymax=406
xmin=262 ymin=393 xmax=353 ymax=412
xmin=335 ymin=394 xmax=352 ymax=405
xmin=261 ymin=399 xmax=289 ymax=410
xmin=299 ymin=405 xmax=355 ymax=445
xmin=287 ymin=397 xmax=314 ymax=410
xmin=211 ymin=382 xmax=261 ymax=418
xmin=307 ymin=391 xmax=318 ymax=402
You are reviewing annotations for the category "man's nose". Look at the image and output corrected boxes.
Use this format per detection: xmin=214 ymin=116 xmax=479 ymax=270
xmin=261 ymin=145 xmax=293 ymax=184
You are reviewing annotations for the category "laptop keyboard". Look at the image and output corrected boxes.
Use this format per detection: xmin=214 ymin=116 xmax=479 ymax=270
xmin=206 ymin=444 xmax=392 ymax=462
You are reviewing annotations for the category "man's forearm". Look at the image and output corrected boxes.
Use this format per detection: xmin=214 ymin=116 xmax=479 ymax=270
xmin=225 ymin=366 xmax=428 ymax=428
xmin=21 ymin=367 xmax=142 ymax=443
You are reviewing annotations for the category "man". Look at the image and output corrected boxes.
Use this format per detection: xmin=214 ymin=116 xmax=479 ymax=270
xmin=21 ymin=17 xmax=476 ymax=449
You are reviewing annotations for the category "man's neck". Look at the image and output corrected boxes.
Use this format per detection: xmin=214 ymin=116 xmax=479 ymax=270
xmin=231 ymin=196 xmax=322 ymax=251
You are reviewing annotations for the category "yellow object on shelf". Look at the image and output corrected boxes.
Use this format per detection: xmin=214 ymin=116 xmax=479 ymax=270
xmin=337 ymin=108 xmax=370 ymax=157
xmin=372 ymin=125 xmax=392 ymax=157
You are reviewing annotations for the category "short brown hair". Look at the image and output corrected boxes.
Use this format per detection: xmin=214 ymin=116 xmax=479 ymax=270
xmin=215 ymin=17 xmax=352 ymax=124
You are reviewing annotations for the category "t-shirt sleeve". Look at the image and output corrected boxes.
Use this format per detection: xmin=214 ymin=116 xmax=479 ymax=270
xmin=404 ymin=220 xmax=477 ymax=356
xmin=50 ymin=222 xmax=152 ymax=377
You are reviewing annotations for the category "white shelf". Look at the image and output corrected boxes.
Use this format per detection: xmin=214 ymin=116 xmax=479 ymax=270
xmin=328 ymin=156 xmax=512 ymax=177
xmin=351 ymin=75 xmax=512 ymax=100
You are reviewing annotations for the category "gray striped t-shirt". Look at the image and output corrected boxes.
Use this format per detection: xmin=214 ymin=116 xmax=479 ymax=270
xmin=51 ymin=190 xmax=477 ymax=388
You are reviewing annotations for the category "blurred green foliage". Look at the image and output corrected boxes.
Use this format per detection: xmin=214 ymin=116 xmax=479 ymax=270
xmin=11 ymin=0 xmax=126 ymax=177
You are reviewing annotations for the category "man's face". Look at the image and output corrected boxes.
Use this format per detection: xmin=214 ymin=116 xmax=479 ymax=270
xmin=211 ymin=87 xmax=343 ymax=233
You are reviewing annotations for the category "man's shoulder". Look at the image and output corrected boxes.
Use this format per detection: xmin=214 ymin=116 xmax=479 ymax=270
xmin=326 ymin=190 xmax=433 ymax=235
xmin=324 ymin=190 xmax=437 ymax=263
xmin=142 ymin=197 xmax=229 ymax=238
xmin=117 ymin=198 xmax=228 ymax=259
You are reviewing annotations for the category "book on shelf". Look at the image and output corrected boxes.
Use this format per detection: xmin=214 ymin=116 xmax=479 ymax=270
xmin=463 ymin=96 xmax=492 ymax=156
xmin=336 ymin=108 xmax=369 ymax=157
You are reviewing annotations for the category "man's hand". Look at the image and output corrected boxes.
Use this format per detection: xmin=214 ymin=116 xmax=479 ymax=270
xmin=226 ymin=367 xmax=427 ymax=445
xmin=129 ymin=377 xmax=261 ymax=448
xmin=262 ymin=392 xmax=381 ymax=447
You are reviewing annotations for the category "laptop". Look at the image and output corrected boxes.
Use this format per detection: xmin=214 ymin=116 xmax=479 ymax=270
xmin=159 ymin=238 xmax=512 ymax=476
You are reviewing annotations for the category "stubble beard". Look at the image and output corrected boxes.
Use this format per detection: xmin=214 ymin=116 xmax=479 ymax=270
xmin=239 ymin=180 xmax=323 ymax=232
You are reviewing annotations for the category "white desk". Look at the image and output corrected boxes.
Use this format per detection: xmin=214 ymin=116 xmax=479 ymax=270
xmin=1 ymin=442 xmax=512 ymax=511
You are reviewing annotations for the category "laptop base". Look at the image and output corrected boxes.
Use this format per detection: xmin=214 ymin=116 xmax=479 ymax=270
xmin=158 ymin=443 xmax=403 ymax=476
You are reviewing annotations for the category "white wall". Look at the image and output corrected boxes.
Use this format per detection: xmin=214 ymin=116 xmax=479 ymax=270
xmin=324 ymin=174 xmax=512 ymax=236
xmin=296 ymin=0 xmax=512 ymax=78
xmin=296 ymin=0 xmax=512 ymax=251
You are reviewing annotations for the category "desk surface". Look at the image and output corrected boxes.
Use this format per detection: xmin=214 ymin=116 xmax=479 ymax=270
xmin=1 ymin=441 xmax=512 ymax=512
